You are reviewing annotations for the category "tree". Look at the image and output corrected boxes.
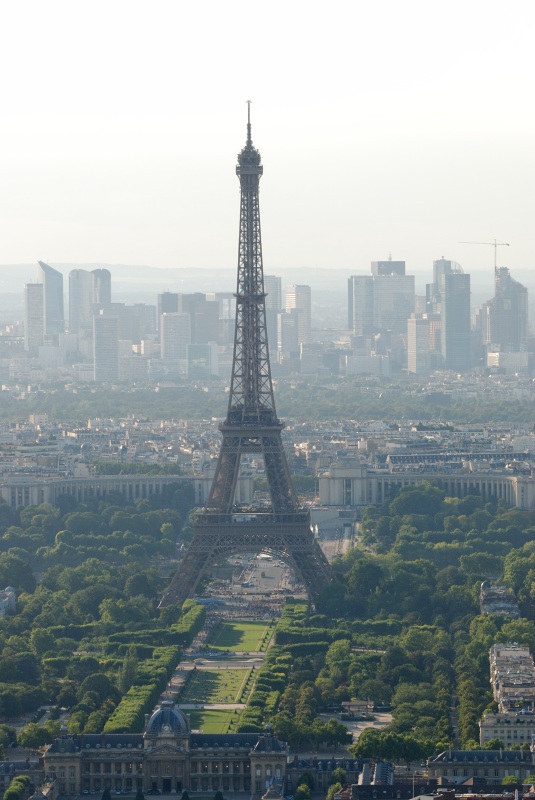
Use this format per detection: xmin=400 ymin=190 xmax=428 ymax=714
xmin=180 ymin=792 xmax=190 ymax=800
xmin=125 ymin=573 xmax=154 ymax=598
xmin=324 ymin=718 xmax=352 ymax=748
xmin=17 ymin=723 xmax=50 ymax=749
xmin=294 ymin=784 xmax=311 ymax=800
xmin=502 ymin=776 xmax=521 ymax=786
xmin=484 ymin=738 xmax=504 ymax=749
xmin=135 ymin=791 xmax=145 ymax=800
xmin=30 ymin=628 xmax=56 ymax=657
xmin=0 ymin=725 xmax=16 ymax=748
xmin=101 ymin=789 xmax=112 ymax=800
xmin=331 ymin=768 xmax=346 ymax=786
xmin=326 ymin=783 xmax=342 ymax=800
xmin=296 ymin=773 xmax=315 ymax=791
xmin=118 ymin=645 xmax=138 ymax=694
xmin=214 ymin=792 xmax=224 ymax=800
xmin=79 ymin=674 xmax=117 ymax=703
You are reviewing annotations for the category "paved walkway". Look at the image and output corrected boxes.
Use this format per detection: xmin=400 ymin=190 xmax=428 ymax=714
xmin=178 ymin=703 xmax=246 ymax=710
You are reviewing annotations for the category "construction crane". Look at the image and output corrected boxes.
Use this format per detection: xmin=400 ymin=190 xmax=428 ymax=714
xmin=458 ymin=239 xmax=510 ymax=272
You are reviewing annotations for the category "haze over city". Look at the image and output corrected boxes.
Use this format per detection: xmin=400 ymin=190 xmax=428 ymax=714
xmin=1 ymin=0 xmax=534 ymax=284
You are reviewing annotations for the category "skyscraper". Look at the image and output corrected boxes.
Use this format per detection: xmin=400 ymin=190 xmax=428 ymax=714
xmin=371 ymin=260 xmax=406 ymax=276
xmin=93 ymin=315 xmax=119 ymax=381
xmin=264 ymin=275 xmax=282 ymax=362
xmin=488 ymin=267 xmax=528 ymax=351
xmin=348 ymin=261 xmax=415 ymax=337
xmin=426 ymin=258 xmax=456 ymax=312
xmin=24 ymin=283 xmax=44 ymax=354
xmin=373 ymin=272 xmax=415 ymax=334
xmin=348 ymin=275 xmax=374 ymax=335
xmin=407 ymin=313 xmax=441 ymax=374
xmin=160 ymin=312 xmax=191 ymax=362
xmin=441 ymin=272 xmax=471 ymax=371
xmin=69 ymin=269 xmax=94 ymax=333
xmin=178 ymin=294 xmax=219 ymax=344
xmin=285 ymin=284 xmax=311 ymax=344
xmin=157 ymin=292 xmax=179 ymax=335
xmin=37 ymin=261 xmax=64 ymax=337
xmin=264 ymin=275 xmax=282 ymax=312
xmin=92 ymin=269 xmax=112 ymax=307
xmin=69 ymin=268 xmax=112 ymax=334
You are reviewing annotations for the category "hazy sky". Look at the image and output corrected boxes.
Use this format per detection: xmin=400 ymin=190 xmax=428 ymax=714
xmin=1 ymin=0 xmax=534 ymax=283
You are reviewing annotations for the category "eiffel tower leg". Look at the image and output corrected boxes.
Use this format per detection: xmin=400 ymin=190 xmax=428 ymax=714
xmin=159 ymin=543 xmax=213 ymax=608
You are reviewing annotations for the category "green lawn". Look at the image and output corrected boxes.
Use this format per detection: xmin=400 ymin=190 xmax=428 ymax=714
xmin=180 ymin=668 xmax=253 ymax=704
xmin=186 ymin=708 xmax=241 ymax=733
xmin=208 ymin=620 xmax=273 ymax=652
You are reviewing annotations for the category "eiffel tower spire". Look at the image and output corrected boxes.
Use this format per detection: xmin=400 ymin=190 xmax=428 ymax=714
xmin=160 ymin=109 xmax=333 ymax=607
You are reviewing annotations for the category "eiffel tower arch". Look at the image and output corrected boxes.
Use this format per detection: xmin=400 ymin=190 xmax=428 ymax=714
xmin=160 ymin=107 xmax=333 ymax=608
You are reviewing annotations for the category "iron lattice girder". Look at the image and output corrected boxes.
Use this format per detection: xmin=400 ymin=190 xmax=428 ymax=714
xmin=161 ymin=520 xmax=332 ymax=607
xmin=206 ymin=427 xmax=299 ymax=514
xmin=159 ymin=115 xmax=334 ymax=609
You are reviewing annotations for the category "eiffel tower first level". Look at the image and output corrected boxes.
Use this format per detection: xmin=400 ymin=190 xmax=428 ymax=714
xmin=160 ymin=108 xmax=333 ymax=608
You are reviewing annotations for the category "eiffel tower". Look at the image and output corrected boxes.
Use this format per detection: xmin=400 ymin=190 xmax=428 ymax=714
xmin=160 ymin=106 xmax=333 ymax=607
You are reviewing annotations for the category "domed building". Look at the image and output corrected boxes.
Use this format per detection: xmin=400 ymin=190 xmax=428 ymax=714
xmin=44 ymin=701 xmax=287 ymax=798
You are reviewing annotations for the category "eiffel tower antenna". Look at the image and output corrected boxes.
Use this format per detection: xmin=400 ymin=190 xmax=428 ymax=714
xmin=159 ymin=109 xmax=333 ymax=607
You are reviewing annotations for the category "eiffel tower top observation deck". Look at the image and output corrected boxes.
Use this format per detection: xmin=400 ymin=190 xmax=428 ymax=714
xmin=159 ymin=108 xmax=332 ymax=607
